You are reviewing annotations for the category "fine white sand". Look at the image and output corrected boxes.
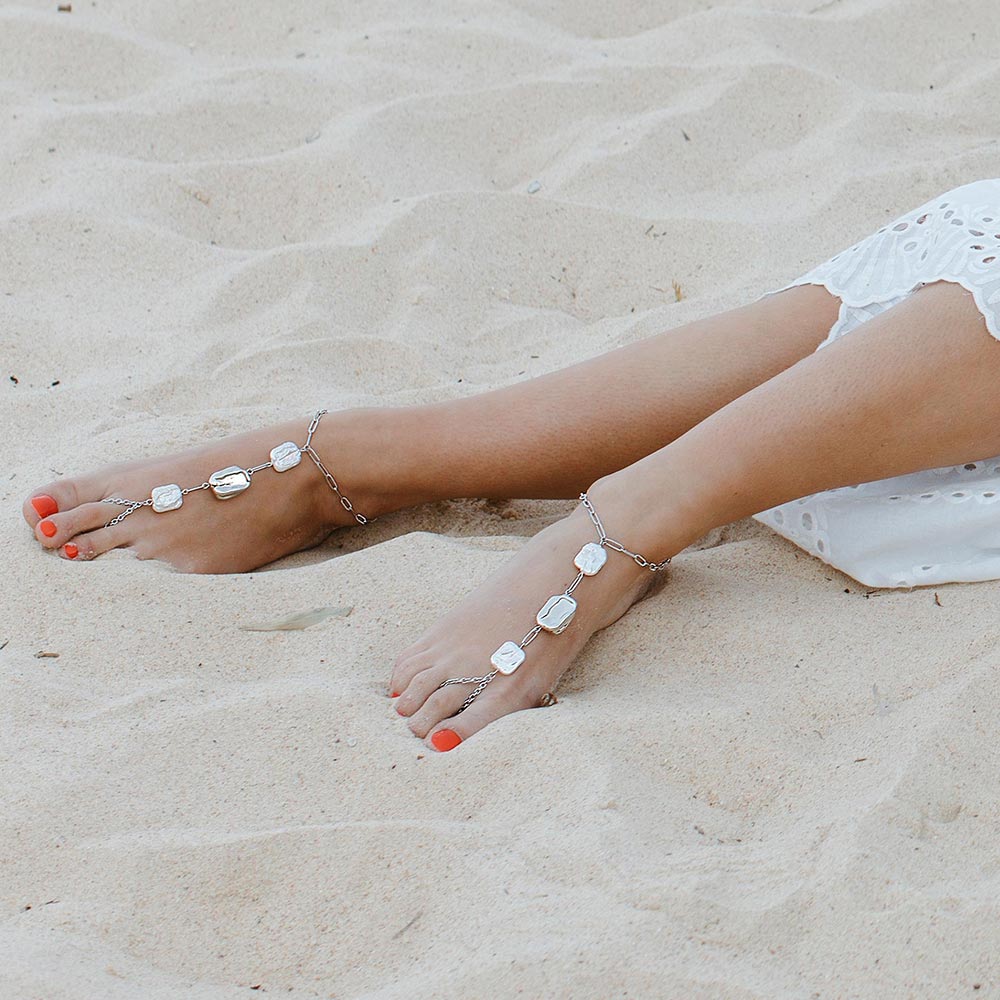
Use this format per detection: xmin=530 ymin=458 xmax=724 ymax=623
xmin=4 ymin=1 xmax=1000 ymax=996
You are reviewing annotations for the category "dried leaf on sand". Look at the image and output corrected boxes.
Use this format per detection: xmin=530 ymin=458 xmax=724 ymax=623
xmin=239 ymin=606 xmax=353 ymax=632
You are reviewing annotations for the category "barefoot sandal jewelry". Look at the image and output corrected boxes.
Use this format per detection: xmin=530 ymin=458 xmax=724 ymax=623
xmin=438 ymin=492 xmax=671 ymax=714
xmin=101 ymin=409 xmax=371 ymax=528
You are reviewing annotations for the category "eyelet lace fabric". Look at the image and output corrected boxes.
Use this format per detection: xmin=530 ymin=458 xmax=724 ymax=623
xmin=750 ymin=178 xmax=1000 ymax=589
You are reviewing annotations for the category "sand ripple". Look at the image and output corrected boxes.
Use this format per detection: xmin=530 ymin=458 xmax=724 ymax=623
xmin=4 ymin=0 xmax=1000 ymax=996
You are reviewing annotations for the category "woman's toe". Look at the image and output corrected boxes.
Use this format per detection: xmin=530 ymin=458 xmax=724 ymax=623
xmin=429 ymin=727 xmax=465 ymax=752
xmin=404 ymin=685 xmax=470 ymax=738
xmin=425 ymin=702 xmax=496 ymax=752
xmin=33 ymin=501 xmax=117 ymax=549
xmin=390 ymin=652 xmax=436 ymax=706
xmin=23 ymin=475 xmax=104 ymax=527
xmin=393 ymin=661 xmax=452 ymax=718
xmin=426 ymin=685 xmax=547 ymax=752
xmin=25 ymin=492 xmax=60 ymax=522
xmin=60 ymin=526 xmax=124 ymax=562
xmin=425 ymin=699 xmax=495 ymax=752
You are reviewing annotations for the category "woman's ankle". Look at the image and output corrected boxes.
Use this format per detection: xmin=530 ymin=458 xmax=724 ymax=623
xmin=584 ymin=460 xmax=715 ymax=568
xmin=304 ymin=406 xmax=431 ymax=529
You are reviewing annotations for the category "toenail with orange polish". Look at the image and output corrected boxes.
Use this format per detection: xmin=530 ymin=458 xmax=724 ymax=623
xmin=64 ymin=543 xmax=79 ymax=559
xmin=390 ymin=691 xmax=400 ymax=698
xmin=31 ymin=495 xmax=58 ymax=518
xmin=40 ymin=520 xmax=57 ymax=538
xmin=431 ymin=730 xmax=462 ymax=752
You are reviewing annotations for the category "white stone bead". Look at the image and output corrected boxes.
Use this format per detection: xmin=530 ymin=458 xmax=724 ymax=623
xmin=209 ymin=465 xmax=251 ymax=499
xmin=574 ymin=542 xmax=607 ymax=576
xmin=490 ymin=641 xmax=525 ymax=675
xmin=151 ymin=484 xmax=183 ymax=513
xmin=270 ymin=441 xmax=302 ymax=473
xmin=536 ymin=594 xmax=577 ymax=634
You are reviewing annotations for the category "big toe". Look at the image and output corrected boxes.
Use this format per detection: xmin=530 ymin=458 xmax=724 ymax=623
xmin=23 ymin=475 xmax=103 ymax=527
xmin=425 ymin=683 xmax=552 ymax=752
xmin=33 ymin=501 xmax=118 ymax=549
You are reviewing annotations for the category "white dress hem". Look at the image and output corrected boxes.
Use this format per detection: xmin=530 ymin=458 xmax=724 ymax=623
xmin=748 ymin=178 xmax=1000 ymax=589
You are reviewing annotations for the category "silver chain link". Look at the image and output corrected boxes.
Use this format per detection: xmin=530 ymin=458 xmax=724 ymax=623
xmin=103 ymin=497 xmax=153 ymax=527
xmin=100 ymin=410 xmax=370 ymax=529
xmin=457 ymin=672 xmax=498 ymax=711
xmin=439 ymin=672 xmax=495 ymax=687
xmin=520 ymin=624 xmax=544 ymax=648
xmin=578 ymin=492 xmax=672 ymax=571
xmin=302 ymin=411 xmax=368 ymax=525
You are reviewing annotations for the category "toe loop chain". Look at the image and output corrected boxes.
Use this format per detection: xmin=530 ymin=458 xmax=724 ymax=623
xmin=438 ymin=491 xmax=671 ymax=714
xmin=103 ymin=497 xmax=153 ymax=527
xmin=99 ymin=409 xmax=371 ymax=529
xmin=439 ymin=672 xmax=495 ymax=687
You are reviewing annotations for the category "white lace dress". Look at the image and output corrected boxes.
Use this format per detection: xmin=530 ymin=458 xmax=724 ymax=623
xmin=750 ymin=178 xmax=1000 ymax=589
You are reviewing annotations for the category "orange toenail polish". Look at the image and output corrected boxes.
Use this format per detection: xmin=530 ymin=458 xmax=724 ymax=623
xmin=31 ymin=495 xmax=58 ymax=518
xmin=40 ymin=520 xmax=57 ymax=538
xmin=431 ymin=730 xmax=462 ymax=752
xmin=64 ymin=543 xmax=79 ymax=559
xmin=390 ymin=691 xmax=400 ymax=698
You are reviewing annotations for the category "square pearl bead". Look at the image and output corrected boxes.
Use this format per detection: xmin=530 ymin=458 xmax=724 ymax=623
xmin=270 ymin=441 xmax=302 ymax=473
xmin=536 ymin=594 xmax=577 ymax=634
xmin=151 ymin=484 xmax=183 ymax=513
xmin=574 ymin=542 xmax=607 ymax=576
xmin=209 ymin=466 xmax=251 ymax=499
xmin=491 ymin=641 xmax=525 ymax=675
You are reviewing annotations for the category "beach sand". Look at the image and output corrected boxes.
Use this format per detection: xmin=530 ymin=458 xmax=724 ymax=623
xmin=3 ymin=1 xmax=999 ymax=996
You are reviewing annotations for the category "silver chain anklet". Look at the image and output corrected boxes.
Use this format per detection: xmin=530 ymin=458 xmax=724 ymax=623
xmin=438 ymin=491 xmax=671 ymax=713
xmin=101 ymin=409 xmax=370 ymax=528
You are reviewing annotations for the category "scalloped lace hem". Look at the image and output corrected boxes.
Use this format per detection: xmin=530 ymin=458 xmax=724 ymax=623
xmin=754 ymin=178 xmax=1000 ymax=348
xmin=759 ymin=273 xmax=1000 ymax=348
xmin=750 ymin=179 xmax=1000 ymax=588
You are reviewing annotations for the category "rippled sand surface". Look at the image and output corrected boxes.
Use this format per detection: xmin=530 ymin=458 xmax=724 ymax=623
xmin=3 ymin=1 xmax=999 ymax=996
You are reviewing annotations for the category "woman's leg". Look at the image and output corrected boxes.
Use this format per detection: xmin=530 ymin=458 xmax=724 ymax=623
xmin=22 ymin=284 xmax=838 ymax=573
xmin=392 ymin=282 xmax=838 ymax=501
xmin=392 ymin=279 xmax=1000 ymax=750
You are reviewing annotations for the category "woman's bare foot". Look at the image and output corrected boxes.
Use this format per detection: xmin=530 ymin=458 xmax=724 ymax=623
xmin=22 ymin=409 xmax=405 ymax=573
xmin=389 ymin=490 xmax=670 ymax=751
